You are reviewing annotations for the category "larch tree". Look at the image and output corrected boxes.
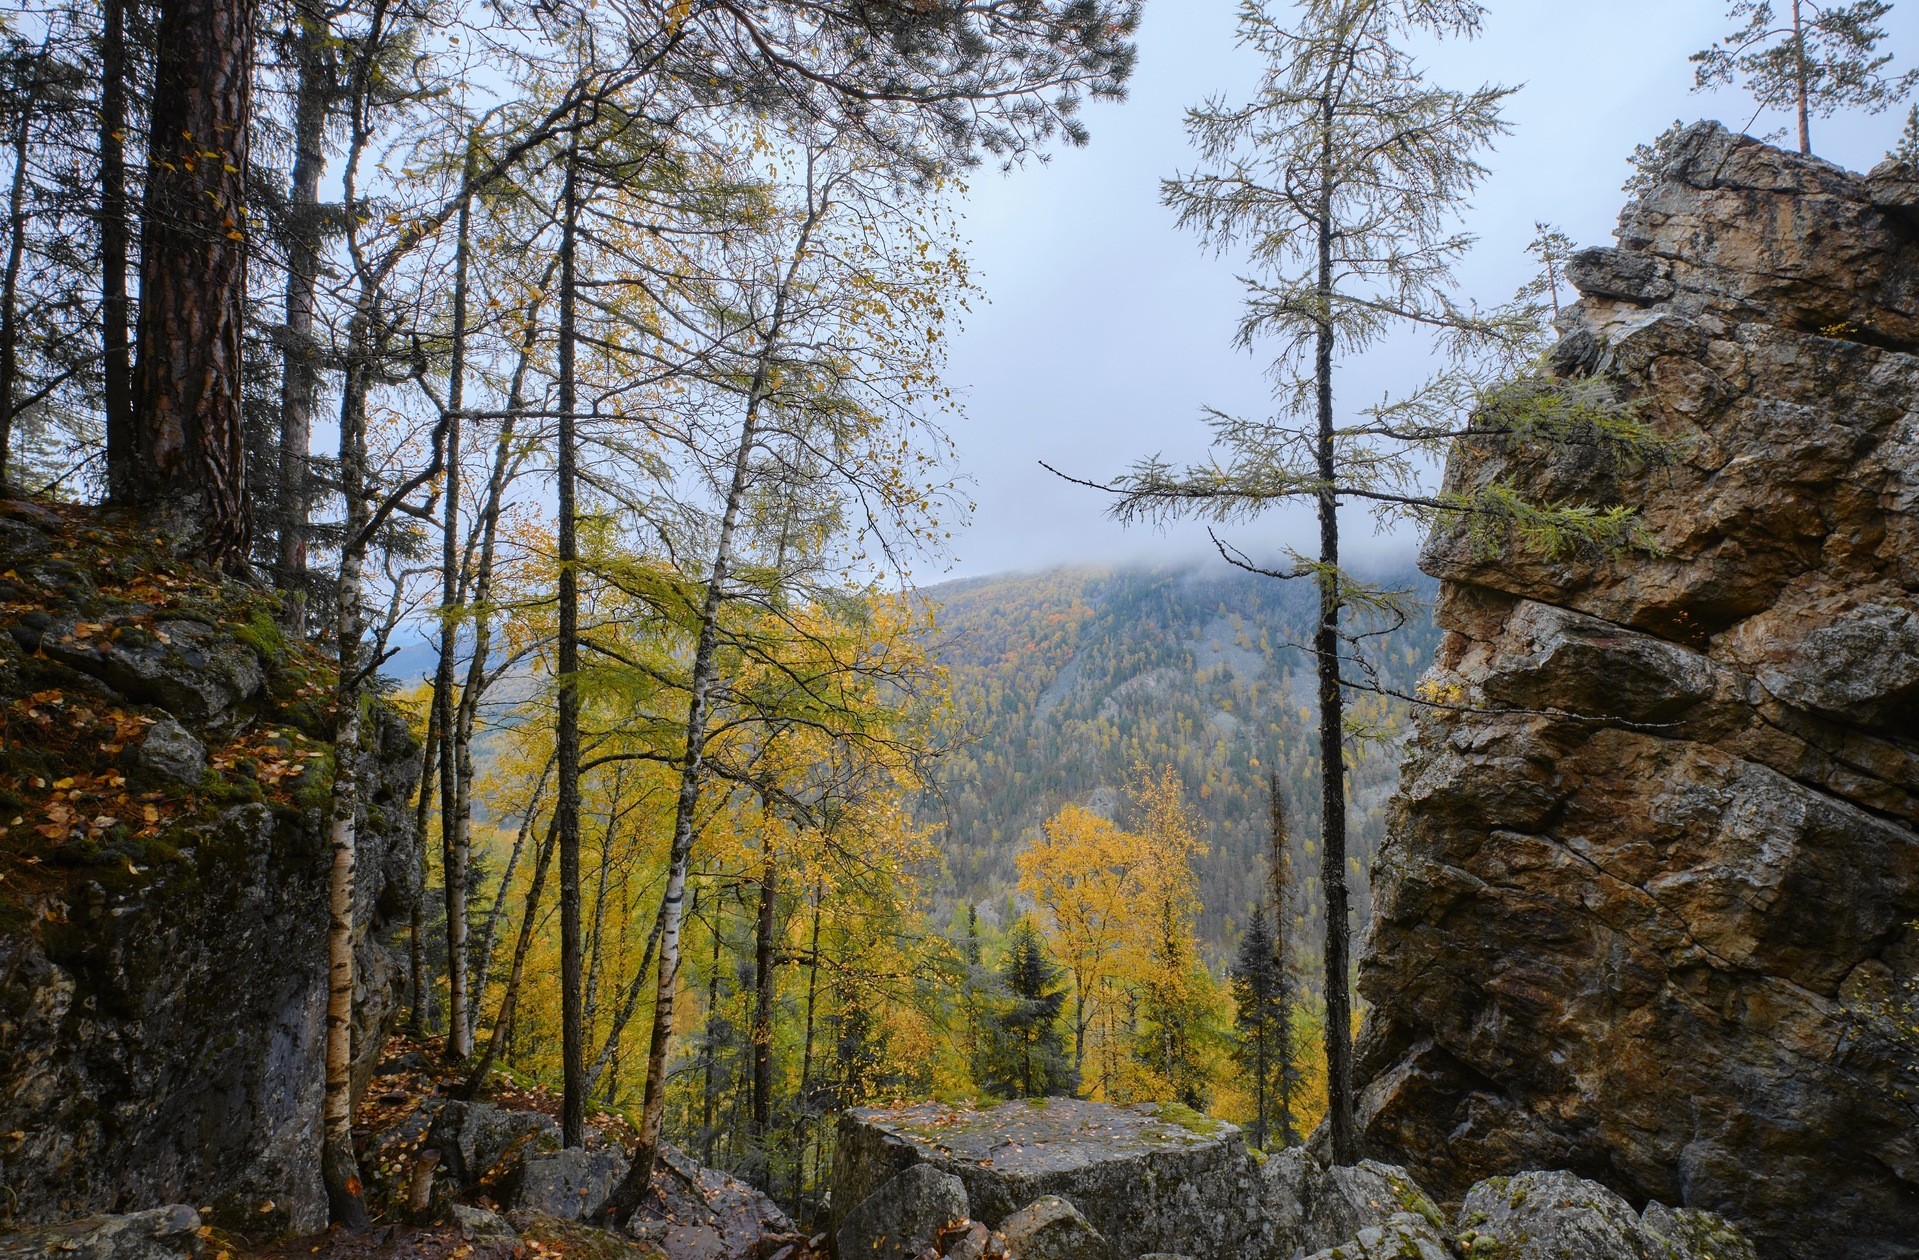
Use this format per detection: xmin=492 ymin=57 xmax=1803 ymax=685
xmin=1081 ymin=0 xmax=1657 ymax=1162
xmin=1692 ymin=0 xmax=1916 ymax=155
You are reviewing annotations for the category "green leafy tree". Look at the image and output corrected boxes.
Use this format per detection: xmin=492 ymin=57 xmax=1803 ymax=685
xmin=983 ymin=918 xmax=1076 ymax=1099
xmin=1691 ymin=1 xmax=1917 ymax=155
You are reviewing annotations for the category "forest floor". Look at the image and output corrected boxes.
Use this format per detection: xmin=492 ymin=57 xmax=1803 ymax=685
xmin=228 ymin=1034 xmax=820 ymax=1260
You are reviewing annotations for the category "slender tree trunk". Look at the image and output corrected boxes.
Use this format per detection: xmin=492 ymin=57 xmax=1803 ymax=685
xmin=0 ymin=85 xmax=31 ymax=489
xmin=583 ymin=776 xmax=621 ymax=1039
xmin=130 ymin=0 xmax=257 ymax=569
xmin=1312 ymin=126 xmax=1354 ymax=1162
xmin=468 ymin=755 xmax=553 ymax=1047
xmin=100 ymin=0 xmax=133 ymax=500
xmin=457 ymin=294 xmax=546 ymax=1045
xmin=793 ymin=883 xmax=822 ymax=1206
xmin=1792 ymin=0 xmax=1811 ymax=154
xmin=555 ymin=130 xmax=586 ymax=1149
xmin=437 ymin=155 xmax=475 ymax=1063
xmin=461 ymin=814 xmax=559 ymax=1098
xmin=408 ymin=700 xmax=440 ymax=1038
xmin=702 ymin=884 xmax=722 ymax=1167
xmin=321 ymin=343 xmax=373 ymax=1228
xmin=602 ymin=200 xmax=823 ymax=1226
xmin=750 ymin=848 xmax=778 ymax=1139
xmin=275 ymin=0 xmax=330 ymax=619
xmin=582 ymin=904 xmax=664 ymax=1097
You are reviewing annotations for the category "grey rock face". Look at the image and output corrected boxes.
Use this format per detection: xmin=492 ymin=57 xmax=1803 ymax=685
xmin=501 ymin=1149 xmax=626 ymax=1222
xmin=120 ymin=718 xmax=206 ymax=786
xmin=0 ymin=504 xmax=422 ymax=1236
xmin=646 ymin=1144 xmax=798 ymax=1260
xmin=0 ymin=1206 xmax=203 ymax=1260
xmin=834 ymin=1163 xmax=970 ymax=1260
xmin=1300 ymin=1212 xmax=1452 ymax=1260
xmin=997 ymin=1196 xmax=1109 ymax=1260
xmin=427 ymin=1101 xmax=562 ymax=1188
xmin=1296 ymin=1160 xmax=1446 ymax=1256
xmin=1356 ymin=122 xmax=1919 ymax=1260
xmin=835 ymin=1100 xmax=1273 ymax=1260
xmin=1456 ymin=1171 xmax=1654 ymax=1260
xmin=1639 ymin=1202 xmax=1758 ymax=1260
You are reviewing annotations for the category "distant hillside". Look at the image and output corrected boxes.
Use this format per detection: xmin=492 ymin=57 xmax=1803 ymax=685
xmin=918 ymin=560 xmax=1441 ymax=960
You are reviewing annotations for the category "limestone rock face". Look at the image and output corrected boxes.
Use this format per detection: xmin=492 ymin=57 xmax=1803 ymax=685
xmin=1355 ymin=124 xmax=1919 ymax=1260
xmin=0 ymin=502 xmax=421 ymax=1235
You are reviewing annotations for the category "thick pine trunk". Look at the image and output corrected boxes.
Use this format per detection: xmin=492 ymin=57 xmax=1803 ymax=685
xmin=100 ymin=0 xmax=133 ymax=500
xmin=275 ymin=0 xmax=329 ymax=617
xmin=555 ymin=135 xmax=586 ymax=1148
xmin=130 ymin=0 xmax=257 ymax=569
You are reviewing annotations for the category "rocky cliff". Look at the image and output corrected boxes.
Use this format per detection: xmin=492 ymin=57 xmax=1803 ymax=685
xmin=0 ymin=498 xmax=420 ymax=1235
xmin=1355 ymin=124 xmax=1919 ymax=1260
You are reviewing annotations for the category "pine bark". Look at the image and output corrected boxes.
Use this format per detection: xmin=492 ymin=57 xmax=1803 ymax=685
xmin=100 ymin=0 xmax=133 ymax=501
xmin=130 ymin=0 xmax=257 ymax=569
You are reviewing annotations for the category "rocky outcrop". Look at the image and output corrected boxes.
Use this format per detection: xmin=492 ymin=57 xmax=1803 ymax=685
xmin=1355 ymin=124 xmax=1919 ymax=1260
xmin=0 ymin=1206 xmax=203 ymax=1260
xmin=833 ymin=1103 xmax=1754 ymax=1260
xmin=833 ymin=1100 xmax=1282 ymax=1260
xmin=0 ymin=500 xmax=421 ymax=1235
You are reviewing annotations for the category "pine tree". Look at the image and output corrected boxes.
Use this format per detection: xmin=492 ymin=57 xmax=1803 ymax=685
xmin=984 ymin=918 xmax=1075 ymax=1099
xmin=1692 ymin=1 xmax=1917 ymax=154
xmin=1893 ymin=103 xmax=1919 ymax=163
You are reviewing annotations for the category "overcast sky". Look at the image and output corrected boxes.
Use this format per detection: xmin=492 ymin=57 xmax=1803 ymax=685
xmin=929 ymin=0 xmax=1918 ymax=582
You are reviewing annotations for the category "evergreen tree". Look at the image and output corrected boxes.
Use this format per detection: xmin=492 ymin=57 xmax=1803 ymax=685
xmin=1893 ymin=103 xmax=1919 ymax=163
xmin=1231 ymin=904 xmax=1285 ymax=1149
xmin=983 ymin=918 xmax=1076 ymax=1099
xmin=1692 ymin=0 xmax=1917 ymax=155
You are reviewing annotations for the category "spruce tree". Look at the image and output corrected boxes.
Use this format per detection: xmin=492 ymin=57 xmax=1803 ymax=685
xmin=985 ymin=918 xmax=1075 ymax=1099
xmin=1231 ymin=904 xmax=1285 ymax=1149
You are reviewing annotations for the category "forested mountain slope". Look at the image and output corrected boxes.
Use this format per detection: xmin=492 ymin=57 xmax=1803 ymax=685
xmin=918 ymin=561 xmax=1440 ymax=957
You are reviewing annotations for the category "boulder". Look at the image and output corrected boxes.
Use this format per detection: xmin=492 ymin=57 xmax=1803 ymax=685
xmin=1356 ymin=122 xmax=1919 ymax=1260
xmin=500 ymin=1148 xmax=626 ymax=1222
xmin=834 ymin=1100 xmax=1270 ymax=1260
xmin=41 ymin=617 xmax=263 ymax=727
xmin=1639 ymin=1202 xmax=1758 ymax=1260
xmin=1455 ymin=1171 xmax=1655 ymax=1260
xmin=997 ymin=1196 xmax=1109 ymax=1260
xmin=426 ymin=1101 xmax=562 ymax=1187
xmin=1295 ymin=1159 xmax=1445 ymax=1255
xmin=120 ymin=718 xmax=206 ymax=786
xmin=446 ymin=1204 xmax=519 ymax=1243
xmin=643 ymin=1144 xmax=800 ymax=1260
xmin=0 ymin=1206 xmax=203 ymax=1260
xmin=1300 ymin=1212 xmax=1452 ymax=1260
xmin=834 ymin=1164 xmax=969 ymax=1260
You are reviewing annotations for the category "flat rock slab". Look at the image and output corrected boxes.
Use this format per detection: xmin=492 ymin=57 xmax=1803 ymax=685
xmin=0 ymin=1207 xmax=203 ymax=1260
xmin=835 ymin=1100 xmax=1266 ymax=1260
